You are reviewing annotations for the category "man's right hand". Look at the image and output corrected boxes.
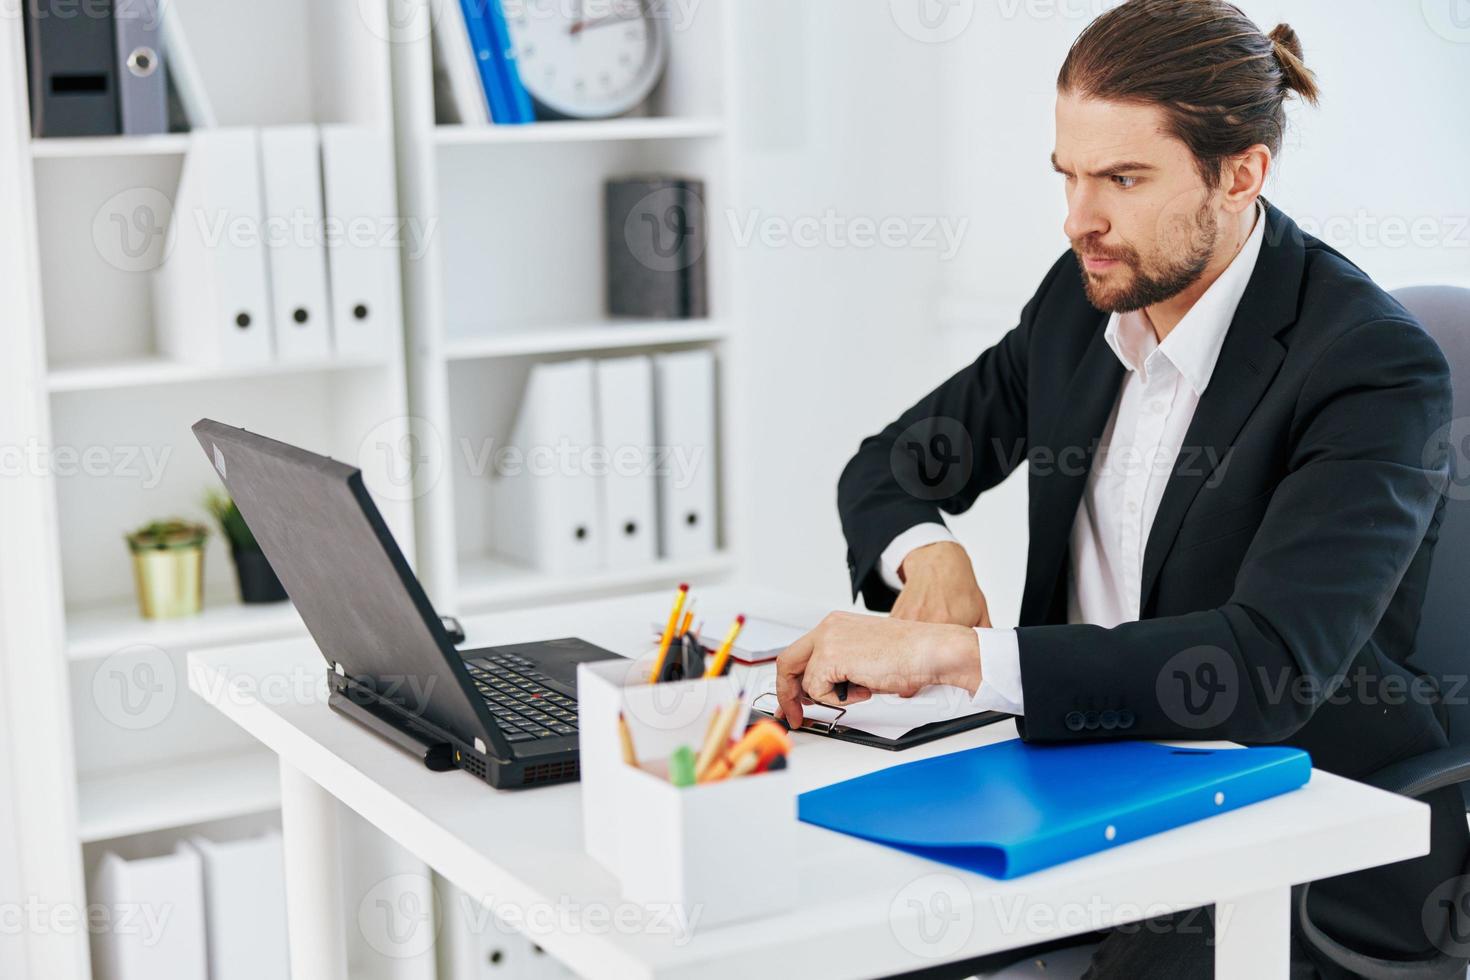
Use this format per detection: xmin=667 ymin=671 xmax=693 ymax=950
xmin=889 ymin=541 xmax=992 ymax=628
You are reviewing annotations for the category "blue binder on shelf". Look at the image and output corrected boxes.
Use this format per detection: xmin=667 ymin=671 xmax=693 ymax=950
xmin=798 ymin=740 xmax=1311 ymax=879
xmin=459 ymin=0 xmax=534 ymax=124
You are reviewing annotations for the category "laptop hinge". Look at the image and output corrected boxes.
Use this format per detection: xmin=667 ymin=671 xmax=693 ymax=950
xmin=328 ymin=688 xmax=458 ymax=771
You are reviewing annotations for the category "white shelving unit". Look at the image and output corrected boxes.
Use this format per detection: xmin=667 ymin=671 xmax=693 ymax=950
xmin=2 ymin=0 xmax=743 ymax=975
xmin=392 ymin=1 xmax=742 ymax=615
xmin=431 ymin=115 xmax=725 ymax=146
xmin=442 ymin=317 xmax=728 ymax=361
xmin=76 ymin=752 xmax=282 ymax=845
xmin=1 ymin=2 xmax=421 ymax=977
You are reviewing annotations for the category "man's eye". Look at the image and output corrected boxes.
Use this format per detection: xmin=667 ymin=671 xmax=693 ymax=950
xmin=1112 ymin=175 xmax=1139 ymax=189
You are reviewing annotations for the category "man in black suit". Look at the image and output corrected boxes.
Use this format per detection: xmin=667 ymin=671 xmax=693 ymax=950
xmin=775 ymin=1 xmax=1467 ymax=976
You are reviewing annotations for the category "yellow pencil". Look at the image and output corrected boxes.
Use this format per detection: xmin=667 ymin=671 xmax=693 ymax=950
xmin=617 ymin=712 xmax=638 ymax=766
xmin=694 ymin=695 xmax=744 ymax=781
xmin=703 ymin=614 xmax=746 ymax=678
xmin=648 ymin=583 xmax=690 ymax=684
xmin=677 ymin=605 xmax=696 ymax=638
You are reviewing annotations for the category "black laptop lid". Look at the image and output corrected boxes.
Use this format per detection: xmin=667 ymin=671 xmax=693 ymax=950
xmin=192 ymin=419 xmax=498 ymax=751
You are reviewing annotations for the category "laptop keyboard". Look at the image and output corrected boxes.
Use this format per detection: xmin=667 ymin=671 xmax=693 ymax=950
xmin=464 ymin=655 xmax=578 ymax=743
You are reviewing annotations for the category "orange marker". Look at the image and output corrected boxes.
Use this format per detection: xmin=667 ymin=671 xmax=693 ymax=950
xmin=648 ymin=584 xmax=690 ymax=684
xmin=703 ymin=614 xmax=746 ymax=678
xmin=701 ymin=719 xmax=789 ymax=783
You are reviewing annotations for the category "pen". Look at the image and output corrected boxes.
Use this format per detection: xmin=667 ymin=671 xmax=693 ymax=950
xmin=679 ymin=632 xmax=702 ymax=681
xmin=703 ymin=614 xmax=746 ymax=678
xmin=648 ymin=583 xmax=690 ymax=684
xmin=833 ymin=680 xmax=849 ymax=703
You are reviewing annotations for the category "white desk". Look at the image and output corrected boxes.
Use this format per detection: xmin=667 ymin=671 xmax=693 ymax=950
xmin=187 ymin=590 xmax=1428 ymax=979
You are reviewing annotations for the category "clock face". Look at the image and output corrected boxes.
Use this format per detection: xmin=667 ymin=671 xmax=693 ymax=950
xmin=505 ymin=0 xmax=669 ymax=119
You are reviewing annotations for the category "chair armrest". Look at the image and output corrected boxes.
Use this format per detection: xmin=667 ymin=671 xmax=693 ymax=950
xmin=1297 ymin=745 xmax=1470 ymax=979
xmin=1365 ymin=745 xmax=1470 ymax=799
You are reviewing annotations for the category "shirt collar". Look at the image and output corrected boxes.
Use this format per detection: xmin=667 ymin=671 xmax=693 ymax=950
xmin=1102 ymin=200 xmax=1266 ymax=396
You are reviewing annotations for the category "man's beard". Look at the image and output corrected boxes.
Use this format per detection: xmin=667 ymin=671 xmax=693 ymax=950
xmin=1073 ymin=202 xmax=1218 ymax=313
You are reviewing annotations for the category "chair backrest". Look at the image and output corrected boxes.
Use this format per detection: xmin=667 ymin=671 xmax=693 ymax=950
xmin=1393 ymin=286 xmax=1470 ymax=754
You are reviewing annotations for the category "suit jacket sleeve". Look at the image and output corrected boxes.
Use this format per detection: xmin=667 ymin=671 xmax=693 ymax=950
xmin=837 ymin=254 xmax=1071 ymax=610
xmin=1015 ymin=317 xmax=1453 ymax=743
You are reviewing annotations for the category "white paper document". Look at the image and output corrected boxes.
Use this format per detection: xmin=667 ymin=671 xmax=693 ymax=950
xmin=651 ymin=607 xmax=807 ymax=663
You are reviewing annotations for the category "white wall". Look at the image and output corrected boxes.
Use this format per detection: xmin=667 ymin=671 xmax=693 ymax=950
xmin=735 ymin=0 xmax=1470 ymax=623
xmin=729 ymin=0 xmax=957 ymax=608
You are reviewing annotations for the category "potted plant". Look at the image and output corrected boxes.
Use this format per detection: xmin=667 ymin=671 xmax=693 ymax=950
xmin=205 ymin=490 xmax=288 ymax=604
xmin=126 ymin=519 xmax=208 ymax=619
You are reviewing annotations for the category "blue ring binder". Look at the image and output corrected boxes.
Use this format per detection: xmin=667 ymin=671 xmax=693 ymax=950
xmin=798 ymin=739 xmax=1312 ymax=878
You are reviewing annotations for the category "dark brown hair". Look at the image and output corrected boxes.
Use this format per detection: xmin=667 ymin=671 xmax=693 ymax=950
xmin=1057 ymin=0 xmax=1320 ymax=188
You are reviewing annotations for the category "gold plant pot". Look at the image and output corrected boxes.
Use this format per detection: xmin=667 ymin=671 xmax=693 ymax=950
xmin=130 ymin=548 xmax=205 ymax=619
xmin=126 ymin=520 xmax=209 ymax=620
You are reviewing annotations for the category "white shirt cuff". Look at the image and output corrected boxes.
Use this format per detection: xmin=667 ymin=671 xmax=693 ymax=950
xmin=878 ymin=523 xmax=956 ymax=591
xmin=972 ymin=627 xmax=1024 ymax=715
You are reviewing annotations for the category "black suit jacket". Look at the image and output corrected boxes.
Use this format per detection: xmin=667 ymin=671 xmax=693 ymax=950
xmin=838 ymin=202 xmax=1466 ymax=961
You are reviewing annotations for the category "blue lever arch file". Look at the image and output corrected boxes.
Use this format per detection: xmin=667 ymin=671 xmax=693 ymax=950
xmin=798 ymin=740 xmax=1311 ymax=879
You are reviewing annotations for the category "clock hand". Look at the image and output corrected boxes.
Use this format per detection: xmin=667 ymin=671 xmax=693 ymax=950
xmin=569 ymin=1 xmax=647 ymax=35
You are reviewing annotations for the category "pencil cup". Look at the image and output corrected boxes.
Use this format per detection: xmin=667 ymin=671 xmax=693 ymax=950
xmin=577 ymin=657 xmax=797 ymax=931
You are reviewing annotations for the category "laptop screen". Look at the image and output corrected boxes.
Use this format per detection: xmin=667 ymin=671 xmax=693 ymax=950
xmin=192 ymin=419 xmax=494 ymax=749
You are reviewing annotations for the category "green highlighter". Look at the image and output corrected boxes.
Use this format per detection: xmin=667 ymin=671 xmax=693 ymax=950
xmin=669 ymin=745 xmax=697 ymax=788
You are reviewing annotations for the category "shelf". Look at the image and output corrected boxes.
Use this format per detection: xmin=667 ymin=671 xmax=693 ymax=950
xmin=47 ymin=354 xmax=389 ymax=394
xmin=32 ymin=133 xmax=192 ymax=160
xmin=77 ymin=751 xmax=281 ymax=843
xmin=457 ymin=552 xmax=736 ymax=610
xmin=434 ymin=116 xmax=724 ymax=147
xmin=444 ymin=319 xmax=726 ymax=361
xmin=66 ymin=596 xmax=304 ymax=661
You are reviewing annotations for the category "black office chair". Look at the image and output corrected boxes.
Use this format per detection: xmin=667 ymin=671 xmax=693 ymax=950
xmin=1296 ymin=285 xmax=1470 ymax=980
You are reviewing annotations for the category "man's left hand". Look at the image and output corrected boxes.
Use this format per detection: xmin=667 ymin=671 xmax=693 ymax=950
xmin=775 ymin=612 xmax=982 ymax=729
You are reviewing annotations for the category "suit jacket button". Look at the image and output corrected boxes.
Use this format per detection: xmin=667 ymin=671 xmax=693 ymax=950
xmin=1100 ymin=710 xmax=1118 ymax=730
xmin=1065 ymin=711 xmax=1086 ymax=732
xmin=1118 ymin=710 xmax=1135 ymax=728
xmin=1083 ymin=711 xmax=1100 ymax=730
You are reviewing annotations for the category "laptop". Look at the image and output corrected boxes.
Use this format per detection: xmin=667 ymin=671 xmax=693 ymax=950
xmin=192 ymin=419 xmax=621 ymax=789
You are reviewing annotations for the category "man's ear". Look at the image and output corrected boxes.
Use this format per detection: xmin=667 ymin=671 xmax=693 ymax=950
xmin=1219 ymin=144 xmax=1272 ymax=214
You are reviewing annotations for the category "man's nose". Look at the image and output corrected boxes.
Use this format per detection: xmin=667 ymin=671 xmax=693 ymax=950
xmin=1064 ymin=187 xmax=1109 ymax=245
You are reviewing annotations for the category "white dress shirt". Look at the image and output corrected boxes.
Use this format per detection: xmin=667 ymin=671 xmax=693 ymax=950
xmin=880 ymin=202 xmax=1266 ymax=714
